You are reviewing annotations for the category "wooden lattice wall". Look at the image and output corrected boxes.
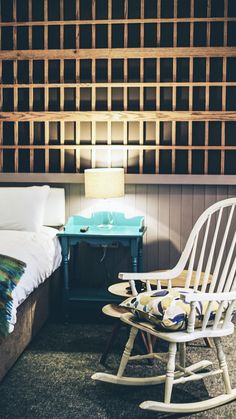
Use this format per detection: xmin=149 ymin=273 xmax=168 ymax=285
xmin=0 ymin=0 xmax=236 ymax=175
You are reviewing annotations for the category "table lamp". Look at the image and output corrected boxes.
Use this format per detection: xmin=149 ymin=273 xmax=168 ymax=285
xmin=84 ymin=168 xmax=125 ymax=229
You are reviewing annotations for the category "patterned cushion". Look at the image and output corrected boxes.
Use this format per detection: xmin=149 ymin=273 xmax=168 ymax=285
xmin=120 ymin=288 xmax=219 ymax=331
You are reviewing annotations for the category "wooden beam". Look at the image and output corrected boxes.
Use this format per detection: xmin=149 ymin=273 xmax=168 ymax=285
xmin=0 ymin=144 xmax=235 ymax=151
xmin=1 ymin=173 xmax=236 ymax=185
xmin=1 ymin=47 xmax=236 ymax=60
xmin=3 ymin=81 xmax=236 ymax=88
xmin=1 ymin=17 xmax=236 ymax=27
xmin=1 ymin=111 xmax=236 ymax=122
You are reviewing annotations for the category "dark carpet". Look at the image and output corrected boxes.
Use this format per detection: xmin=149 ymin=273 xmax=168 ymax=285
xmin=0 ymin=318 xmax=236 ymax=419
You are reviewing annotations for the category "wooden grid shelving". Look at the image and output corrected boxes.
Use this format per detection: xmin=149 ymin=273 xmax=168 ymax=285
xmin=0 ymin=0 xmax=236 ymax=175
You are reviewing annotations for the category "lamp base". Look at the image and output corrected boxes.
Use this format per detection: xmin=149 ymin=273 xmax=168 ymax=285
xmin=92 ymin=211 xmax=115 ymax=229
xmin=97 ymin=223 xmax=113 ymax=230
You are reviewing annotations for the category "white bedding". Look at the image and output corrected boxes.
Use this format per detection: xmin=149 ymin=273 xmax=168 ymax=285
xmin=0 ymin=226 xmax=62 ymax=328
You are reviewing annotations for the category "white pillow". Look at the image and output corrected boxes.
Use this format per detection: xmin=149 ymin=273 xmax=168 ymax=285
xmin=0 ymin=186 xmax=50 ymax=232
xmin=43 ymin=188 xmax=65 ymax=227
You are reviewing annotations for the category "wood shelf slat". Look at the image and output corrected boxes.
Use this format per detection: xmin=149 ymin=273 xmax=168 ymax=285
xmin=1 ymin=17 xmax=236 ymax=27
xmin=0 ymin=144 xmax=234 ymax=151
xmin=3 ymin=81 xmax=236 ymax=88
xmin=0 ymin=173 xmax=235 ymax=185
xmin=1 ymin=111 xmax=235 ymax=122
xmin=1 ymin=47 xmax=236 ymax=60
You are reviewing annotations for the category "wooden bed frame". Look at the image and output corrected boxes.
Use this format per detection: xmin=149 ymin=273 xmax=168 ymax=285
xmin=0 ymin=268 xmax=61 ymax=382
xmin=0 ymin=187 xmax=65 ymax=382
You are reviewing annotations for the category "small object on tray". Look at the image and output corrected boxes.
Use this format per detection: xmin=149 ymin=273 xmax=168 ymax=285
xmin=80 ymin=226 xmax=89 ymax=233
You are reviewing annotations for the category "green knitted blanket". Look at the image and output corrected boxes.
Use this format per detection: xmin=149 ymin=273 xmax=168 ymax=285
xmin=0 ymin=254 xmax=26 ymax=337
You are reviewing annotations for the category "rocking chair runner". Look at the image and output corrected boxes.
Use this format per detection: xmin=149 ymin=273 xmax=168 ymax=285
xmin=92 ymin=197 xmax=236 ymax=413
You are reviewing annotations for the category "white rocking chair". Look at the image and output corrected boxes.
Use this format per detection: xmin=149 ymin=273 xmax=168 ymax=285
xmin=92 ymin=197 xmax=236 ymax=414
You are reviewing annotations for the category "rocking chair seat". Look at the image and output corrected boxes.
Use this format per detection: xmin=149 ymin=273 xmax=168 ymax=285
xmin=121 ymin=312 xmax=235 ymax=343
xmin=102 ymin=304 xmax=129 ymax=318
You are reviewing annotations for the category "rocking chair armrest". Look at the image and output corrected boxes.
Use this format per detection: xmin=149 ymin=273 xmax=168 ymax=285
xmin=184 ymin=291 xmax=236 ymax=303
xmin=118 ymin=268 xmax=180 ymax=281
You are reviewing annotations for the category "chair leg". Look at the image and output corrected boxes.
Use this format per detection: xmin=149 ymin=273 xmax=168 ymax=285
xmin=117 ymin=326 xmax=138 ymax=377
xmin=179 ymin=342 xmax=186 ymax=368
xmin=204 ymin=337 xmax=214 ymax=348
xmin=100 ymin=320 xmax=122 ymax=365
xmin=152 ymin=335 xmax=157 ymax=348
xmin=214 ymin=337 xmax=232 ymax=394
xmin=164 ymin=342 xmax=177 ymax=404
xmin=146 ymin=333 xmax=154 ymax=353
xmin=139 ymin=331 xmax=150 ymax=353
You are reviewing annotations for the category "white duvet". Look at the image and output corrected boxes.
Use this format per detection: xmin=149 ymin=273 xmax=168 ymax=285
xmin=0 ymin=226 xmax=62 ymax=328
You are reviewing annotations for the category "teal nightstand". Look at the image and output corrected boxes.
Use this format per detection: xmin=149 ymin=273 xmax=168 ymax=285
xmin=57 ymin=212 xmax=146 ymax=318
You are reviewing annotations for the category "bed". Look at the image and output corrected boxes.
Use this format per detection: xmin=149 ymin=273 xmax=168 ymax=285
xmin=0 ymin=186 xmax=65 ymax=382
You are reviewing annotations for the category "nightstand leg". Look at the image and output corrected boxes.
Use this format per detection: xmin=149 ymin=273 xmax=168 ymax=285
xmin=61 ymin=239 xmax=69 ymax=320
xmin=131 ymin=239 xmax=139 ymax=273
xmin=138 ymin=240 xmax=143 ymax=272
xmin=131 ymin=256 xmax=138 ymax=273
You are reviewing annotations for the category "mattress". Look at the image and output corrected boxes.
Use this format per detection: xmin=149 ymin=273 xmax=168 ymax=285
xmin=0 ymin=226 xmax=62 ymax=328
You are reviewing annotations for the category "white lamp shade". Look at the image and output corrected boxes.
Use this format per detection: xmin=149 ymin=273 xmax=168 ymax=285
xmin=84 ymin=168 xmax=124 ymax=199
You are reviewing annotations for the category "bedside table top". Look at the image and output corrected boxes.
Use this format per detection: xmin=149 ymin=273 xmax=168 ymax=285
xmin=57 ymin=211 xmax=146 ymax=238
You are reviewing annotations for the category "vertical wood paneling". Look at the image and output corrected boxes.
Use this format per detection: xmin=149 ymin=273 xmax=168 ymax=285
xmin=216 ymin=185 xmax=231 ymax=257
xmin=228 ymin=186 xmax=236 ymax=199
xmin=228 ymin=186 xmax=236 ymax=259
xmin=65 ymin=184 xmax=236 ymax=274
xmin=64 ymin=184 xmax=71 ymax=220
xmin=192 ymin=185 xmax=205 ymax=224
xmin=216 ymin=185 xmax=228 ymax=203
xmin=135 ymin=184 xmax=148 ymax=268
xmin=192 ymin=185 xmax=206 ymax=266
xmin=80 ymin=185 xmax=95 ymax=215
xmin=204 ymin=185 xmax=217 ymax=208
xmin=158 ymin=185 xmax=170 ymax=269
xmin=169 ymin=185 xmax=181 ymax=268
xmin=146 ymin=184 xmax=159 ymax=271
xmin=180 ymin=185 xmax=193 ymax=252
xmin=69 ymin=183 xmax=82 ymax=216
xmin=204 ymin=185 xmax=218 ymax=266
xmin=124 ymin=184 xmax=136 ymax=213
